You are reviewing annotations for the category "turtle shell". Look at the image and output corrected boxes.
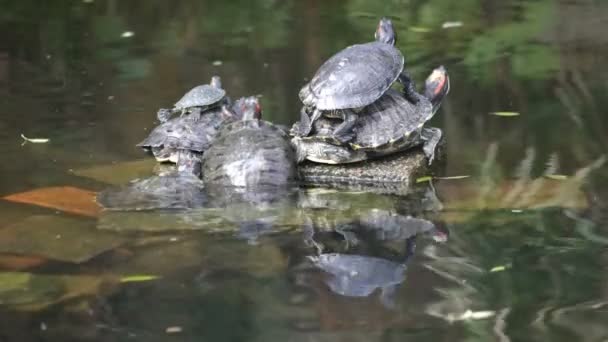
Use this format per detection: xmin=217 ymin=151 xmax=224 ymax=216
xmin=299 ymin=42 xmax=404 ymax=110
xmin=137 ymin=109 xmax=234 ymax=156
xmin=174 ymin=84 xmax=226 ymax=110
xmin=348 ymin=89 xmax=433 ymax=151
xmin=201 ymin=120 xmax=297 ymax=187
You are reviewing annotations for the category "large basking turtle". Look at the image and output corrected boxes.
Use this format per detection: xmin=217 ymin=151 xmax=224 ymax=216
xmin=295 ymin=17 xmax=419 ymax=142
xmin=201 ymin=97 xmax=298 ymax=187
xmin=156 ymin=76 xmax=228 ymax=123
xmin=292 ymin=65 xmax=450 ymax=165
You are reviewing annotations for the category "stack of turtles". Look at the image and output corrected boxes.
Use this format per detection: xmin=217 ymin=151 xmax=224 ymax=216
xmin=290 ymin=18 xmax=450 ymax=172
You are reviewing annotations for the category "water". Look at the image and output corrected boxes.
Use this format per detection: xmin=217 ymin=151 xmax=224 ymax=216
xmin=1 ymin=0 xmax=607 ymax=341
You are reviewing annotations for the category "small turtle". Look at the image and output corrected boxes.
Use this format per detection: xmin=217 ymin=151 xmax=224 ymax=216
xmin=292 ymin=65 xmax=450 ymax=165
xmin=294 ymin=17 xmax=419 ymax=142
xmin=308 ymin=252 xmax=412 ymax=309
xmin=156 ymin=76 xmax=228 ymax=123
xmin=201 ymin=97 xmax=298 ymax=187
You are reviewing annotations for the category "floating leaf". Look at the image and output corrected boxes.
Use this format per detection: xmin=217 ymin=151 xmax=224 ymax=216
xmin=120 ymin=274 xmax=160 ymax=283
xmin=20 ymin=134 xmax=49 ymax=144
xmin=435 ymin=175 xmax=471 ymax=180
xmin=0 ymin=215 xmax=125 ymax=263
xmin=0 ymin=272 xmax=109 ymax=311
xmin=490 ymin=111 xmax=520 ymax=117
xmin=72 ymin=159 xmax=157 ymax=185
xmin=2 ymin=186 xmax=101 ymax=217
xmin=416 ymin=176 xmax=433 ymax=183
xmin=545 ymin=174 xmax=569 ymax=180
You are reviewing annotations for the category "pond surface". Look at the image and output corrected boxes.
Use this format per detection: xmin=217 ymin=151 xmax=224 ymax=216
xmin=1 ymin=0 xmax=607 ymax=341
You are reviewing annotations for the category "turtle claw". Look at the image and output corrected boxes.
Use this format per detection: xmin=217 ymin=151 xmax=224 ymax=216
xmin=421 ymin=127 xmax=443 ymax=165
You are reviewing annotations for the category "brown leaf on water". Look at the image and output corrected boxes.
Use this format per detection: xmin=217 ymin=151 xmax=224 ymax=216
xmin=2 ymin=186 xmax=101 ymax=217
xmin=0 ymin=215 xmax=126 ymax=263
xmin=0 ymin=254 xmax=47 ymax=270
xmin=72 ymin=159 xmax=157 ymax=185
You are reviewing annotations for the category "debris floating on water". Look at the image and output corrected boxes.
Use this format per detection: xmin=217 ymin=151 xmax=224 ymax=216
xmin=490 ymin=264 xmax=511 ymax=273
xmin=165 ymin=326 xmax=183 ymax=334
xmin=545 ymin=174 xmax=569 ymax=180
xmin=490 ymin=111 xmax=521 ymax=117
xmin=212 ymin=60 xmax=223 ymax=66
xmin=435 ymin=175 xmax=471 ymax=180
xmin=120 ymin=274 xmax=160 ymax=283
xmin=21 ymin=134 xmax=49 ymax=144
xmin=121 ymin=31 xmax=134 ymax=38
xmin=409 ymin=26 xmax=431 ymax=33
xmin=442 ymin=21 xmax=463 ymax=29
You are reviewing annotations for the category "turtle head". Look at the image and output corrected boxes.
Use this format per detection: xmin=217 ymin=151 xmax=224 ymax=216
xmin=424 ymin=66 xmax=450 ymax=112
xmin=375 ymin=17 xmax=396 ymax=45
xmin=210 ymin=76 xmax=222 ymax=89
xmin=230 ymin=96 xmax=262 ymax=120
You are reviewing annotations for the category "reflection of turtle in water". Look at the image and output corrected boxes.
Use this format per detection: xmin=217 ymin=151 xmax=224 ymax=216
xmin=95 ymin=159 xmax=206 ymax=211
xmin=308 ymin=249 xmax=414 ymax=309
xmin=201 ymin=97 xmax=297 ymax=188
xmin=292 ymin=65 xmax=450 ymax=165
xmin=294 ymin=17 xmax=419 ymax=142
xmin=156 ymin=76 xmax=229 ymax=123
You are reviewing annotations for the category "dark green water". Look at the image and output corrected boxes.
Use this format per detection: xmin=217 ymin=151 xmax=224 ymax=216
xmin=1 ymin=0 xmax=607 ymax=341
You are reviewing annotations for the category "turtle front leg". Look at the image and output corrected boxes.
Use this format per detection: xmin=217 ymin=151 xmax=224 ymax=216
xmin=398 ymin=71 xmax=420 ymax=104
xmin=157 ymin=108 xmax=173 ymax=123
xmin=296 ymin=106 xmax=320 ymax=136
xmin=421 ymin=127 xmax=443 ymax=165
xmin=186 ymin=107 xmax=203 ymax=122
xmin=331 ymin=110 xmax=358 ymax=144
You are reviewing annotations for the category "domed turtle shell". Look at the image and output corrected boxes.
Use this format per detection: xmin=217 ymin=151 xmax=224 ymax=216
xmin=174 ymin=84 xmax=226 ymax=111
xmin=137 ymin=107 xmax=235 ymax=162
xmin=348 ymin=89 xmax=433 ymax=151
xmin=299 ymin=41 xmax=404 ymax=110
xmin=201 ymin=119 xmax=297 ymax=187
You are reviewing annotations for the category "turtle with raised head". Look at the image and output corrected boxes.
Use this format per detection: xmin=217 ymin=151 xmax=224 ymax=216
xmin=294 ymin=17 xmax=419 ymax=142
xmin=156 ymin=76 xmax=228 ymax=123
xmin=292 ymin=65 xmax=450 ymax=165
xmin=201 ymin=97 xmax=298 ymax=188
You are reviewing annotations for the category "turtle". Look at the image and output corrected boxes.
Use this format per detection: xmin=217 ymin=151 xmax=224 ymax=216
xmin=201 ymin=97 xmax=298 ymax=188
xmin=291 ymin=65 xmax=450 ymax=165
xmin=156 ymin=76 xmax=228 ymax=123
xmin=294 ymin=17 xmax=420 ymax=142
xmin=137 ymin=104 xmax=238 ymax=170
xmin=307 ymin=251 xmax=413 ymax=309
